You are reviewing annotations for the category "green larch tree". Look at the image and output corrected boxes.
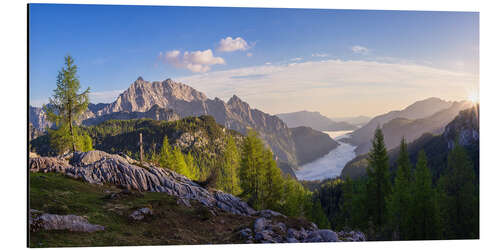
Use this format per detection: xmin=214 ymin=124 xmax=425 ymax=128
xmin=44 ymin=55 xmax=90 ymax=153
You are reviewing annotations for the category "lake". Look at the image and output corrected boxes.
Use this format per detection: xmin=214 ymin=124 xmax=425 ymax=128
xmin=295 ymin=130 xmax=357 ymax=181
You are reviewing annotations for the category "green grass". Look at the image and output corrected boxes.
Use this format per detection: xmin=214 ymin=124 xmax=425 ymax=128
xmin=29 ymin=173 xmax=254 ymax=247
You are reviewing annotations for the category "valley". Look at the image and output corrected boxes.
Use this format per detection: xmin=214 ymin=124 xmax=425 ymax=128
xmin=295 ymin=130 xmax=356 ymax=181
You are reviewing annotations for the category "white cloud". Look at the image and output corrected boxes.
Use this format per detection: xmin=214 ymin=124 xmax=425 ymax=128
xmin=161 ymin=49 xmax=225 ymax=73
xmin=217 ymin=37 xmax=251 ymax=52
xmin=312 ymin=53 xmax=329 ymax=58
xmin=290 ymin=57 xmax=303 ymax=61
xmin=351 ymin=45 xmax=369 ymax=54
xmin=176 ymin=59 xmax=477 ymax=117
xmin=265 ymin=62 xmax=272 ymax=65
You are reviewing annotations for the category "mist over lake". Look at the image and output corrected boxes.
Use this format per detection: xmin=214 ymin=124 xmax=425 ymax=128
xmin=295 ymin=130 xmax=357 ymax=181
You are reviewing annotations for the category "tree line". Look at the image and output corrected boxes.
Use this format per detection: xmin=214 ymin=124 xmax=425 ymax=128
xmin=315 ymin=128 xmax=479 ymax=240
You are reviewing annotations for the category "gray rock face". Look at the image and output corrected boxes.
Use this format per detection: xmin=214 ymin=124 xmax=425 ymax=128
xmin=82 ymin=104 xmax=180 ymax=126
xmin=254 ymin=217 xmax=269 ymax=232
xmin=29 ymin=150 xmax=256 ymax=216
xmin=245 ymin=212 xmax=363 ymax=243
xmin=29 ymin=209 xmax=105 ymax=233
xmin=443 ymin=105 xmax=479 ymax=149
xmin=129 ymin=208 xmax=153 ymax=221
xmin=29 ymin=106 xmax=53 ymax=131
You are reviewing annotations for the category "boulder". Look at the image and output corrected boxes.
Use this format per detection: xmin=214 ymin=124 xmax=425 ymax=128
xmin=129 ymin=207 xmax=153 ymax=221
xmin=256 ymin=209 xmax=285 ymax=218
xmin=239 ymin=228 xmax=253 ymax=239
xmin=29 ymin=210 xmax=104 ymax=232
xmin=305 ymin=231 xmax=323 ymax=242
xmin=254 ymin=217 xmax=269 ymax=232
xmin=317 ymin=229 xmax=338 ymax=242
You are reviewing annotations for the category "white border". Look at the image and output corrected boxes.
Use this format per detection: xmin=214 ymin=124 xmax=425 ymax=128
xmin=1 ymin=1 xmax=498 ymax=250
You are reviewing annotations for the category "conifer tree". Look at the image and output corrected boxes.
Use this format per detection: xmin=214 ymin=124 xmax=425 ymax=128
xmin=45 ymin=55 xmax=90 ymax=153
xmin=387 ymin=138 xmax=412 ymax=240
xmin=172 ymin=147 xmax=191 ymax=178
xmin=239 ymin=130 xmax=265 ymax=209
xmin=282 ymin=175 xmax=308 ymax=216
xmin=262 ymin=149 xmax=284 ymax=210
xmin=438 ymin=142 xmax=479 ymax=239
xmin=216 ymin=135 xmax=241 ymax=195
xmin=410 ymin=150 xmax=441 ymax=240
xmin=185 ymin=152 xmax=199 ymax=181
xmin=158 ymin=136 xmax=174 ymax=168
xmin=366 ymin=128 xmax=392 ymax=232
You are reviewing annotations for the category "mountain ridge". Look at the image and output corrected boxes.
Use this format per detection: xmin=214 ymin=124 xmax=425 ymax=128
xmin=276 ymin=110 xmax=358 ymax=131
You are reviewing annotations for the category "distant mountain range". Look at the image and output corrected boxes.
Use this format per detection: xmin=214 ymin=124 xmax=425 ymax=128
xmin=342 ymin=105 xmax=479 ymax=180
xmin=29 ymin=77 xmax=338 ymax=172
xmin=329 ymin=115 xmax=371 ymax=127
xmin=344 ymin=97 xmax=473 ymax=155
xmin=276 ymin=111 xmax=358 ymax=131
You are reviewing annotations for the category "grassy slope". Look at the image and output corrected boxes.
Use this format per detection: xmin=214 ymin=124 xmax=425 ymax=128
xmin=29 ymin=173 xmax=253 ymax=247
xmin=29 ymin=173 xmax=313 ymax=247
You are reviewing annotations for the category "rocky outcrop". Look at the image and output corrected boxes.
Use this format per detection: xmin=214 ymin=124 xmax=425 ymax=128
xmin=443 ymin=105 xmax=479 ymax=149
xmin=29 ymin=150 xmax=256 ymax=216
xmin=239 ymin=213 xmax=365 ymax=243
xmin=29 ymin=209 xmax=105 ymax=232
xmin=82 ymin=105 xmax=180 ymax=126
xmin=29 ymin=106 xmax=53 ymax=131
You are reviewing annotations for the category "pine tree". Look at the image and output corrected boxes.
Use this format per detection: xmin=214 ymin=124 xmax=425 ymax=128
xmin=306 ymin=197 xmax=331 ymax=229
xmin=387 ymin=138 xmax=412 ymax=240
xmin=438 ymin=141 xmax=479 ymax=239
xmin=366 ymin=128 xmax=392 ymax=233
xmin=410 ymin=150 xmax=441 ymax=240
xmin=45 ymin=55 xmax=90 ymax=153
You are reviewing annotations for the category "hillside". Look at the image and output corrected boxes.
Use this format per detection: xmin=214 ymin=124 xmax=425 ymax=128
xmin=341 ymin=105 xmax=479 ymax=180
xmin=290 ymin=126 xmax=340 ymax=165
xmin=345 ymin=98 xmax=472 ymax=155
xmin=28 ymin=151 xmax=365 ymax=247
xmin=277 ymin=111 xmax=357 ymax=131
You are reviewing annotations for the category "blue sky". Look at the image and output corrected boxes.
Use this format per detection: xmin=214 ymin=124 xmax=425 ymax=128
xmin=29 ymin=4 xmax=479 ymax=117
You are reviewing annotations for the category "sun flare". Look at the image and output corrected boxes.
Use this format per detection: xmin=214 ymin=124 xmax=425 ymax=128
xmin=468 ymin=90 xmax=479 ymax=103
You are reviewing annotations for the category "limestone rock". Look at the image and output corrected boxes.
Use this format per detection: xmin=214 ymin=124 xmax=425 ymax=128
xmin=129 ymin=208 xmax=153 ymax=221
xmin=29 ymin=150 xmax=255 ymax=216
xmin=29 ymin=209 xmax=104 ymax=233
xmin=254 ymin=217 xmax=269 ymax=232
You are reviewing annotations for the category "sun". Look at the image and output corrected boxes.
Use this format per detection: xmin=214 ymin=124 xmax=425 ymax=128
xmin=468 ymin=90 xmax=479 ymax=103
